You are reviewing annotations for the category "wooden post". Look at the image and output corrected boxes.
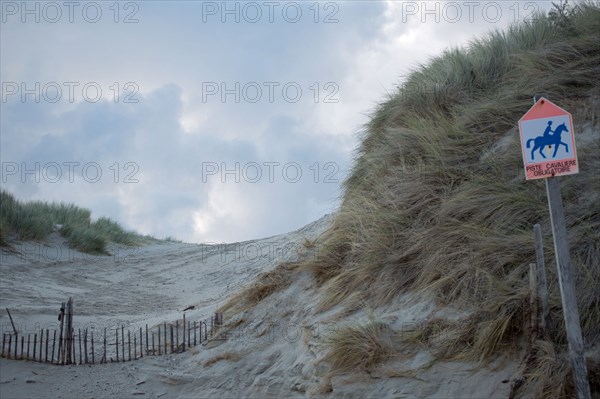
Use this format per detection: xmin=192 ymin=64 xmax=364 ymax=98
xmin=5 ymin=308 xmax=18 ymax=335
xmin=134 ymin=335 xmax=137 ymax=360
xmin=20 ymin=335 xmax=24 ymax=360
xmin=91 ymin=331 xmax=94 ymax=364
xmin=194 ymin=321 xmax=197 ymax=346
xmin=170 ymin=325 xmax=174 ymax=353
xmin=529 ymin=263 xmax=539 ymax=343
xmin=58 ymin=302 xmax=65 ymax=364
xmin=152 ymin=332 xmax=155 ymax=356
xmin=145 ymin=325 xmax=148 ymax=357
xmin=72 ymin=331 xmax=76 ymax=365
xmin=139 ymin=327 xmax=143 ymax=358
xmin=534 ymin=223 xmax=553 ymax=337
xmin=188 ymin=320 xmax=191 ymax=347
xmin=2 ymin=334 xmax=6 ymax=358
xmin=27 ymin=334 xmax=31 ymax=360
xmin=158 ymin=324 xmax=161 ymax=355
xmin=79 ymin=329 xmax=83 ymax=365
xmin=65 ymin=298 xmax=73 ymax=365
xmin=163 ymin=322 xmax=167 ymax=354
xmin=127 ymin=330 xmax=131 ymax=361
xmin=8 ymin=335 xmax=12 ymax=359
xmin=45 ymin=329 xmax=49 ymax=363
xmin=115 ymin=327 xmax=119 ymax=362
xmin=545 ymin=177 xmax=591 ymax=399
xmin=176 ymin=320 xmax=179 ymax=351
xmin=121 ymin=326 xmax=125 ymax=362
xmin=158 ymin=326 xmax=162 ymax=355
xmin=14 ymin=333 xmax=18 ymax=359
xmin=38 ymin=330 xmax=43 ymax=362
xmin=51 ymin=330 xmax=57 ymax=364
xmin=182 ymin=314 xmax=186 ymax=352
xmin=103 ymin=328 xmax=107 ymax=364
xmin=84 ymin=329 xmax=88 ymax=364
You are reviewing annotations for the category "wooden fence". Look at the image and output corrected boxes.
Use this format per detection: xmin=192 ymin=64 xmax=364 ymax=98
xmin=1 ymin=298 xmax=223 ymax=366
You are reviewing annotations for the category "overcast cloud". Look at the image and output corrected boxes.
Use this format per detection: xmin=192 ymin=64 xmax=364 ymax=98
xmin=1 ymin=1 xmax=554 ymax=243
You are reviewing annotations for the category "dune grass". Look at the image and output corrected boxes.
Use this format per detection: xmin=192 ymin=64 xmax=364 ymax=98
xmin=300 ymin=2 xmax=600 ymax=395
xmin=0 ymin=190 xmax=143 ymax=254
xmin=323 ymin=309 xmax=398 ymax=373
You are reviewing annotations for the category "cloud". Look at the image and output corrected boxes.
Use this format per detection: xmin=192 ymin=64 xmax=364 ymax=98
xmin=1 ymin=1 xmax=554 ymax=242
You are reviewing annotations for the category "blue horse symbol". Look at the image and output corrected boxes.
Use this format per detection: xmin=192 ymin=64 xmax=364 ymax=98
xmin=526 ymin=121 xmax=569 ymax=160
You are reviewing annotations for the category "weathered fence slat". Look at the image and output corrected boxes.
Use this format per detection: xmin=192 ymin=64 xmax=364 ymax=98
xmin=163 ymin=322 xmax=167 ymax=354
xmin=91 ymin=331 xmax=94 ymax=364
xmin=182 ymin=315 xmax=185 ymax=352
xmin=145 ymin=325 xmax=148 ymax=357
xmin=115 ymin=327 xmax=119 ymax=362
xmin=152 ymin=332 xmax=155 ymax=356
xmin=7 ymin=335 xmax=12 ymax=359
xmin=38 ymin=330 xmax=43 ymax=362
xmin=157 ymin=326 xmax=162 ymax=355
xmin=134 ymin=335 xmax=137 ymax=360
xmin=2 ymin=334 xmax=6 ymax=358
xmin=27 ymin=335 xmax=31 ymax=360
xmin=51 ymin=330 xmax=57 ymax=364
xmin=45 ymin=329 xmax=49 ymax=363
xmin=139 ymin=327 xmax=143 ymax=359
xmin=79 ymin=329 xmax=83 ymax=365
xmin=194 ymin=321 xmax=197 ymax=346
xmin=121 ymin=326 xmax=125 ymax=362
xmin=103 ymin=328 xmax=107 ymax=364
xmin=170 ymin=325 xmax=174 ymax=354
xmin=20 ymin=335 xmax=24 ymax=360
xmin=84 ymin=329 xmax=89 ymax=364
xmin=14 ymin=333 xmax=18 ymax=359
xmin=128 ymin=330 xmax=131 ymax=361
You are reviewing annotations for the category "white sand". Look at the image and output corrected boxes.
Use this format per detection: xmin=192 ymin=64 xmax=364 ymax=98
xmin=0 ymin=214 xmax=519 ymax=398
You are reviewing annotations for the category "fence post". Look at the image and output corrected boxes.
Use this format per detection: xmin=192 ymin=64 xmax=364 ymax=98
xmin=65 ymin=298 xmax=73 ymax=365
xmin=128 ymin=330 xmax=131 ymax=361
xmin=58 ymin=302 xmax=65 ymax=364
xmin=158 ymin=326 xmax=162 ymax=355
xmin=14 ymin=333 xmax=18 ymax=359
xmin=170 ymin=325 xmax=174 ymax=353
xmin=51 ymin=330 xmax=57 ymax=364
xmin=79 ymin=329 xmax=83 ymax=365
xmin=529 ymin=263 xmax=539 ymax=344
xmin=102 ymin=328 xmax=107 ymax=364
xmin=45 ymin=329 xmax=49 ymax=363
xmin=84 ymin=329 xmax=89 ymax=364
xmin=194 ymin=321 xmax=197 ymax=346
xmin=33 ymin=333 xmax=37 ymax=362
xmin=2 ymin=334 xmax=6 ymax=358
xmin=145 ymin=325 xmax=148 ymax=357
xmin=534 ymin=223 xmax=553 ymax=338
xmin=115 ymin=327 xmax=119 ymax=363
xmin=139 ymin=327 xmax=143 ymax=358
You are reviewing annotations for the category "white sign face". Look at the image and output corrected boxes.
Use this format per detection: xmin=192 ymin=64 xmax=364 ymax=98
xmin=518 ymin=98 xmax=579 ymax=180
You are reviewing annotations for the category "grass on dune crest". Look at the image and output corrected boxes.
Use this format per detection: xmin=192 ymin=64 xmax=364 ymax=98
xmin=0 ymin=190 xmax=144 ymax=254
xmin=303 ymin=2 xmax=600 ymax=395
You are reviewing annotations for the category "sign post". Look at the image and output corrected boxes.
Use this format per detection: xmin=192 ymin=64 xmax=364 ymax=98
xmin=518 ymin=97 xmax=590 ymax=399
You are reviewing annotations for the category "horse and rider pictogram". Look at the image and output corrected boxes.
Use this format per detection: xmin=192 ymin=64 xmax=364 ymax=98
xmin=526 ymin=120 xmax=570 ymax=161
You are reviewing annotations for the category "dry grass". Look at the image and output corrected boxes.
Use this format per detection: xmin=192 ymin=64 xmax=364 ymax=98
xmin=300 ymin=1 xmax=600 ymax=390
xmin=322 ymin=310 xmax=398 ymax=373
xmin=202 ymin=351 xmax=242 ymax=367
xmin=219 ymin=262 xmax=297 ymax=313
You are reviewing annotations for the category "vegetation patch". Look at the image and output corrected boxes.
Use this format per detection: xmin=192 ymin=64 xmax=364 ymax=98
xmin=0 ymin=190 xmax=145 ymax=254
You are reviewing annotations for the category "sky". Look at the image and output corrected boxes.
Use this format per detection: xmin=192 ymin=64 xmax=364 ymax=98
xmin=1 ymin=0 xmax=555 ymax=243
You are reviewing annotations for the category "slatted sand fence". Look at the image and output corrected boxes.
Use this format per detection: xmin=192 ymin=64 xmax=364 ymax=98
xmin=1 ymin=298 xmax=224 ymax=366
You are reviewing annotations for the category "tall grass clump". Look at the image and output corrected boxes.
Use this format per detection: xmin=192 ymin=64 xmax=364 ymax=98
xmin=0 ymin=190 xmax=143 ymax=254
xmin=304 ymin=1 xmax=600 ymax=391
